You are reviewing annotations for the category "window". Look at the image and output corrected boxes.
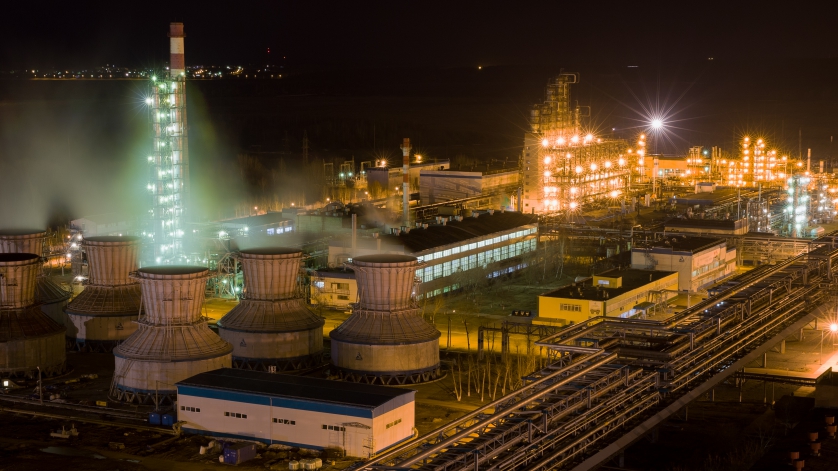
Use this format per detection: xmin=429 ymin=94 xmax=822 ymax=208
xmin=313 ymin=281 xmax=325 ymax=289
xmin=331 ymin=282 xmax=349 ymax=291
xmin=433 ymin=264 xmax=442 ymax=279
xmin=273 ymin=418 xmax=296 ymax=425
xmin=225 ymin=412 xmax=247 ymax=419
xmin=181 ymin=406 xmax=200 ymax=412
xmin=443 ymin=249 xmax=451 ymax=257
xmin=323 ymin=425 xmax=346 ymax=431
xmin=386 ymin=418 xmax=403 ymax=429
xmin=560 ymin=304 xmax=582 ymax=312
xmin=337 ymin=295 xmax=349 ymax=300
xmin=468 ymin=243 xmax=477 ymax=251
xmin=452 ymin=246 xmax=460 ymax=255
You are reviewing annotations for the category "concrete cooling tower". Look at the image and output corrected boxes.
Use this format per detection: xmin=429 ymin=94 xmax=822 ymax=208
xmin=111 ymin=266 xmax=232 ymax=405
xmin=0 ymin=253 xmax=66 ymax=379
xmin=65 ymin=236 xmax=142 ymax=352
xmin=218 ymin=248 xmax=324 ymax=371
xmin=0 ymin=230 xmax=71 ymax=326
xmin=329 ymin=254 xmax=440 ymax=385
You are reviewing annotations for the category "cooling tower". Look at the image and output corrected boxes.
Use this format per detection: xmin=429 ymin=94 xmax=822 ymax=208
xmin=0 ymin=229 xmax=71 ymax=326
xmin=111 ymin=266 xmax=232 ymax=405
xmin=330 ymin=254 xmax=440 ymax=385
xmin=0 ymin=253 xmax=66 ymax=379
xmin=218 ymin=248 xmax=324 ymax=371
xmin=64 ymin=236 xmax=142 ymax=352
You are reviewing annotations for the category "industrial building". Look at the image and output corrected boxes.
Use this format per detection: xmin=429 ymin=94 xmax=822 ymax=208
xmin=631 ymin=236 xmax=737 ymax=292
xmin=176 ymin=368 xmax=415 ymax=457
xmin=218 ymin=248 xmax=324 ymax=371
xmin=69 ymin=213 xmax=136 ymax=237
xmin=664 ymin=217 xmax=749 ymax=236
xmin=326 ymin=210 xmax=538 ymax=301
xmin=111 ymin=266 xmax=233 ymax=405
xmin=521 ymin=74 xmax=630 ymax=214
xmin=0 ymin=253 xmax=66 ymax=379
xmin=366 ymin=158 xmax=449 ymax=197
xmin=538 ymin=268 xmax=679 ymax=324
xmin=64 ymin=236 xmax=142 ymax=351
xmin=0 ymin=229 xmax=71 ymax=326
xmin=419 ymin=160 xmax=520 ymax=207
xmin=309 ymin=267 xmax=356 ymax=310
xmin=330 ymin=255 xmax=440 ymax=384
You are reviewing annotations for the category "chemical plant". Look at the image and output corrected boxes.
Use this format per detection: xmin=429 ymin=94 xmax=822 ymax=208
xmin=5 ymin=20 xmax=838 ymax=471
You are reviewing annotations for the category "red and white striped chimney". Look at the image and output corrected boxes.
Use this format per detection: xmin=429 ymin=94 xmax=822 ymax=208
xmin=168 ymin=22 xmax=185 ymax=78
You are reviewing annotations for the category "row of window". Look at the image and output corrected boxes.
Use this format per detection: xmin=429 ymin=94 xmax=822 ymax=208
xmin=181 ymin=406 xmax=200 ymax=412
xmin=560 ymin=303 xmax=582 ymax=312
xmin=273 ymin=418 xmax=296 ymax=425
xmin=417 ymin=228 xmax=537 ymax=262
xmin=323 ymin=425 xmax=346 ymax=431
xmin=225 ymin=411 xmax=247 ymax=419
xmin=417 ymin=239 xmax=537 ymax=283
xmin=423 ymin=262 xmax=529 ymax=299
xmin=385 ymin=418 xmax=402 ymax=429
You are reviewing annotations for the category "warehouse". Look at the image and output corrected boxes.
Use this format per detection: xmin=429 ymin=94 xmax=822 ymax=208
xmin=176 ymin=368 xmax=415 ymax=457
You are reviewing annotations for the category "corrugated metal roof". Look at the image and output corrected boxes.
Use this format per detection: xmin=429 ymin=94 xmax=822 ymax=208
xmin=397 ymin=211 xmax=537 ymax=253
xmin=177 ymin=368 xmax=413 ymax=408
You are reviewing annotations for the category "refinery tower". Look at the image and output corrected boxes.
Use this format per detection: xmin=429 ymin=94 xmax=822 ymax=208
xmin=147 ymin=22 xmax=190 ymax=263
xmin=521 ymin=74 xmax=629 ymax=215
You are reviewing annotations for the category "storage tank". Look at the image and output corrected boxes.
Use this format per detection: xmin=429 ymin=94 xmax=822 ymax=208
xmin=0 ymin=253 xmax=66 ymax=378
xmin=330 ymin=254 xmax=440 ymax=384
xmin=0 ymin=229 xmax=71 ymax=326
xmin=64 ymin=236 xmax=142 ymax=351
xmin=111 ymin=266 xmax=232 ymax=405
xmin=218 ymin=248 xmax=324 ymax=371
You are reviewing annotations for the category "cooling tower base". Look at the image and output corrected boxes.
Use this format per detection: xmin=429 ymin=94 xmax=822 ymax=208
xmin=110 ymin=384 xmax=177 ymax=406
xmin=333 ymin=364 xmax=442 ymax=385
xmin=67 ymin=337 xmax=122 ymax=353
xmin=232 ymin=352 xmax=325 ymax=373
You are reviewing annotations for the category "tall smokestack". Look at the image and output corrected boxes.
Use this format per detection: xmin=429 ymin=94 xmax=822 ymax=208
xmin=401 ymin=138 xmax=411 ymax=226
xmin=168 ymin=23 xmax=185 ymax=78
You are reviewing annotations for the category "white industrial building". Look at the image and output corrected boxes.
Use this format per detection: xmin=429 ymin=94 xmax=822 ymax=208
xmin=630 ymin=236 xmax=736 ymax=292
xmin=176 ymin=368 xmax=415 ymax=457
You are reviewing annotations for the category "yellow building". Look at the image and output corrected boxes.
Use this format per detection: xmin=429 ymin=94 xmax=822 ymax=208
xmin=538 ymin=268 xmax=678 ymax=325
xmin=309 ymin=268 xmax=357 ymax=311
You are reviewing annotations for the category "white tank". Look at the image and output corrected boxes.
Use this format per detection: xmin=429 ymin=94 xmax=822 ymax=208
xmin=0 ymin=253 xmax=66 ymax=379
xmin=65 ymin=236 xmax=142 ymax=352
xmin=0 ymin=229 xmax=70 ymax=326
xmin=218 ymin=248 xmax=324 ymax=371
xmin=111 ymin=266 xmax=232 ymax=405
xmin=330 ymin=255 xmax=440 ymax=384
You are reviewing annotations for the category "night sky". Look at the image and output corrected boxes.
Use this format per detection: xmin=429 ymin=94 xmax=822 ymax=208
xmin=3 ymin=2 xmax=838 ymax=69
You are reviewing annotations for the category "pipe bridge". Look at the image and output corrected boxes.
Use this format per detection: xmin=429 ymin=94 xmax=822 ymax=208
xmin=359 ymin=244 xmax=838 ymax=471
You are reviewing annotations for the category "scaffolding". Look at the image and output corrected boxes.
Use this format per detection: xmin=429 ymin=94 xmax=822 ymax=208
xmin=147 ymin=73 xmax=189 ymax=263
xmin=522 ymin=74 xmax=630 ymax=214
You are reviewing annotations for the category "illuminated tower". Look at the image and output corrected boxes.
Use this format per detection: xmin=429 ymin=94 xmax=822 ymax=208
xmin=147 ymin=22 xmax=189 ymax=263
xmin=521 ymin=74 xmax=629 ymax=214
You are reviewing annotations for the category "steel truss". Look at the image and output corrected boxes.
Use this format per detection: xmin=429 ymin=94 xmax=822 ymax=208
xmin=361 ymin=244 xmax=838 ymax=471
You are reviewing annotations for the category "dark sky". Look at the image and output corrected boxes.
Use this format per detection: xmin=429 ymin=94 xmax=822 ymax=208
xmin=3 ymin=1 xmax=838 ymax=70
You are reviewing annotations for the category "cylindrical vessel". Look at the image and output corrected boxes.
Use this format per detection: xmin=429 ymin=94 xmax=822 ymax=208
xmin=0 ymin=229 xmax=45 ymax=254
xmin=239 ymin=248 xmax=302 ymax=300
xmin=0 ymin=253 xmax=39 ymax=308
xmin=0 ymin=306 xmax=66 ymax=378
xmin=0 ymin=229 xmax=70 ymax=325
xmin=218 ymin=249 xmax=324 ymax=371
xmin=84 ymin=236 xmax=140 ymax=286
xmin=352 ymin=254 xmax=420 ymax=311
xmin=132 ymin=266 xmax=208 ymax=325
xmin=65 ymin=236 xmax=142 ymax=351
xmin=112 ymin=265 xmax=232 ymax=405
xmin=330 ymin=255 xmax=440 ymax=384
